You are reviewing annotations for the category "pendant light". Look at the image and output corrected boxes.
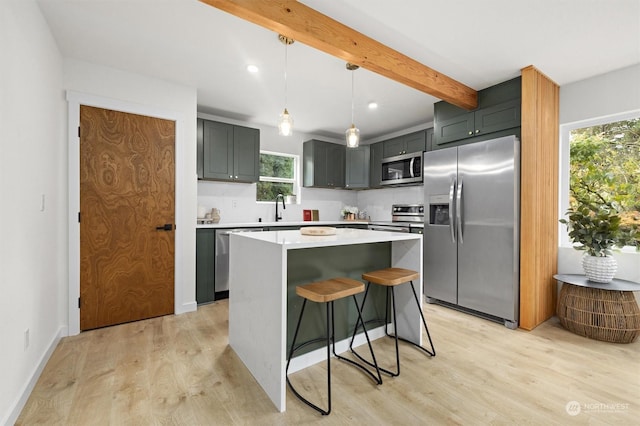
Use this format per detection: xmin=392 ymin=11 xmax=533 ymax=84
xmin=278 ymin=34 xmax=294 ymax=136
xmin=345 ymin=63 xmax=360 ymax=148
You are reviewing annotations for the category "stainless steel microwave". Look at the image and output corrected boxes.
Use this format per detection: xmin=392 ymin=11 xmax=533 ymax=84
xmin=381 ymin=152 xmax=423 ymax=185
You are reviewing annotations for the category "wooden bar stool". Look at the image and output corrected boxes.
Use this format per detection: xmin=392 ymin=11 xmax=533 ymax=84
xmin=285 ymin=277 xmax=382 ymax=416
xmin=350 ymin=267 xmax=435 ymax=377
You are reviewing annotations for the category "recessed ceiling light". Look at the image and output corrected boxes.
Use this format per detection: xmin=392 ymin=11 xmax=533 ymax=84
xmin=368 ymin=102 xmax=378 ymax=109
xmin=247 ymin=64 xmax=259 ymax=73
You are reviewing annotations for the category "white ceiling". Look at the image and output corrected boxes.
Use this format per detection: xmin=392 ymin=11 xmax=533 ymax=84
xmin=37 ymin=0 xmax=640 ymax=141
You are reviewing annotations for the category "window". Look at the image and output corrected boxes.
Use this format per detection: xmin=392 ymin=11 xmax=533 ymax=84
xmin=257 ymin=151 xmax=300 ymax=202
xmin=560 ymin=111 xmax=640 ymax=248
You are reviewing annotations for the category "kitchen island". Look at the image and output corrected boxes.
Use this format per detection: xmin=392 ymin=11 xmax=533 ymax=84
xmin=228 ymin=228 xmax=423 ymax=412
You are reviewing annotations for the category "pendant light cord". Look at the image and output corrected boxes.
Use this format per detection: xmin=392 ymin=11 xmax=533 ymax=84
xmin=284 ymin=41 xmax=288 ymax=108
xmin=350 ymin=68 xmax=355 ymax=125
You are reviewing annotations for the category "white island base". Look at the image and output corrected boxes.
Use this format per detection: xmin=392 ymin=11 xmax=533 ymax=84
xmin=228 ymin=228 xmax=423 ymax=412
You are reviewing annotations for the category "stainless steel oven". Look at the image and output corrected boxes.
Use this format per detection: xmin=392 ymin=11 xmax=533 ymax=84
xmin=368 ymin=204 xmax=424 ymax=233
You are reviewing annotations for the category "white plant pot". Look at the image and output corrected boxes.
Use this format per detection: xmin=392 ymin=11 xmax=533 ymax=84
xmin=582 ymin=254 xmax=617 ymax=283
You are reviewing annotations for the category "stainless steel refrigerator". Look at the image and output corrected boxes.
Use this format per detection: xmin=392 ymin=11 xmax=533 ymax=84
xmin=423 ymin=135 xmax=520 ymax=328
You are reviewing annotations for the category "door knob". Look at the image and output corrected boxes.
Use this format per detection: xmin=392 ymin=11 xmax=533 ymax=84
xmin=156 ymin=224 xmax=173 ymax=231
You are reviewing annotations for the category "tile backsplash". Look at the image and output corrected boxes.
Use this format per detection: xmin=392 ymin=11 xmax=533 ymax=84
xmin=197 ymin=180 xmax=424 ymax=224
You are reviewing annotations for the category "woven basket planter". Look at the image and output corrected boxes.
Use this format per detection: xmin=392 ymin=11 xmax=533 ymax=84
xmin=557 ymin=284 xmax=640 ymax=343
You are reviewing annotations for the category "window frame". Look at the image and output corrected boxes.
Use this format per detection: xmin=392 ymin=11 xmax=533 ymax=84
xmin=559 ymin=108 xmax=640 ymax=249
xmin=256 ymin=150 xmax=301 ymax=204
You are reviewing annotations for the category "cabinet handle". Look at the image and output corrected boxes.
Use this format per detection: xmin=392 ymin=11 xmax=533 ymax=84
xmin=235 ymin=176 xmax=238 ymax=179
xmin=468 ymin=131 xmax=473 ymax=135
xmin=229 ymin=175 xmax=233 ymax=178
xmin=475 ymin=130 xmax=480 ymax=134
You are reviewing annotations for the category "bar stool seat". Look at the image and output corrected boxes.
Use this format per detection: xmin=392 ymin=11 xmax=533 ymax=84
xmin=286 ymin=277 xmax=382 ymax=416
xmin=350 ymin=267 xmax=435 ymax=377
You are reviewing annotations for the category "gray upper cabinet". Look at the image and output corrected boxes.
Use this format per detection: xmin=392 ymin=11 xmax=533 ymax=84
xmin=382 ymin=130 xmax=426 ymax=157
xmin=433 ymin=77 xmax=521 ymax=148
xmin=425 ymin=127 xmax=434 ymax=152
xmin=303 ymin=139 xmax=345 ymax=188
xmin=198 ymin=118 xmax=260 ymax=182
xmin=369 ymin=142 xmax=384 ymax=188
xmin=345 ymin=145 xmax=370 ymax=189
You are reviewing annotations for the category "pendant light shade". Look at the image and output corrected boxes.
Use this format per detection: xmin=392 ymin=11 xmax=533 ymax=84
xmin=278 ymin=108 xmax=293 ymax=136
xmin=278 ymin=34 xmax=294 ymax=136
xmin=345 ymin=63 xmax=360 ymax=148
xmin=345 ymin=124 xmax=360 ymax=148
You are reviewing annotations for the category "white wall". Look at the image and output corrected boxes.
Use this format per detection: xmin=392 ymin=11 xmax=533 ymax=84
xmin=560 ymin=64 xmax=640 ymax=125
xmin=197 ymin=112 xmax=428 ymax=223
xmin=64 ymin=59 xmax=199 ymax=331
xmin=0 ymin=1 xmax=66 ymax=423
xmin=558 ymin=64 xmax=640 ymax=283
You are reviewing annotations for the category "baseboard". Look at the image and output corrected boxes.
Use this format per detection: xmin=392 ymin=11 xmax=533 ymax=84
xmin=2 ymin=326 xmax=64 ymax=426
xmin=178 ymin=301 xmax=197 ymax=315
xmin=287 ymin=325 xmax=388 ymax=374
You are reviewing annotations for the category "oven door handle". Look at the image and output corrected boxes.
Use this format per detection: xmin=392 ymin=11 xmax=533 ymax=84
xmin=369 ymin=225 xmax=410 ymax=233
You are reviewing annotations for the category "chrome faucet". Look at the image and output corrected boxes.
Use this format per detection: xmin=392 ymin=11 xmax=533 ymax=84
xmin=275 ymin=193 xmax=286 ymax=222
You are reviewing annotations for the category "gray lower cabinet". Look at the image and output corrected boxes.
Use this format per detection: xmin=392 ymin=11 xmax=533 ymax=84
xmin=303 ymin=139 xmax=345 ymax=188
xmin=345 ymin=145 xmax=370 ymax=189
xmin=382 ymin=130 xmax=426 ymax=157
xmin=198 ymin=118 xmax=260 ymax=182
xmin=196 ymin=228 xmax=215 ymax=304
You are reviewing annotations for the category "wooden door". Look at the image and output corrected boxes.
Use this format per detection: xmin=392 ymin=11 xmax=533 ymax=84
xmin=80 ymin=105 xmax=175 ymax=330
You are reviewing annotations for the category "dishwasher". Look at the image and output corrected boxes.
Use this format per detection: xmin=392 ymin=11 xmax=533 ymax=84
xmin=215 ymin=228 xmax=264 ymax=300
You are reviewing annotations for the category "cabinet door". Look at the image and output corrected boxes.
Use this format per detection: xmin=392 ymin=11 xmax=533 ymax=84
xmin=303 ymin=140 xmax=328 ymax=187
xmin=197 ymin=119 xmax=204 ymax=179
xmin=383 ymin=136 xmax=404 ymax=157
xmin=434 ymin=112 xmax=475 ymax=147
xmin=369 ymin=142 xmax=384 ymax=188
xmin=404 ymin=130 xmax=426 ymax=154
xmin=233 ymin=125 xmax=260 ymax=182
xmin=203 ymin=120 xmax=234 ymax=180
xmin=474 ymin=99 xmax=521 ymax=136
xmin=345 ymin=145 xmax=370 ymax=189
xmin=425 ymin=127 xmax=434 ymax=152
xmin=196 ymin=229 xmax=216 ymax=304
xmin=327 ymin=143 xmax=345 ymax=187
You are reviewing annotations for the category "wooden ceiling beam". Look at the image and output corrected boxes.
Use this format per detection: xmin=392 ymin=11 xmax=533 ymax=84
xmin=199 ymin=0 xmax=478 ymax=110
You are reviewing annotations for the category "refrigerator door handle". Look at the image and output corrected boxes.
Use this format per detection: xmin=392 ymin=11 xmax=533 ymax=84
xmin=449 ymin=178 xmax=456 ymax=243
xmin=456 ymin=176 xmax=464 ymax=244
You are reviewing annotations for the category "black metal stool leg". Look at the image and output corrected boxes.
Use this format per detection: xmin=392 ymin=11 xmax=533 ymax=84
xmin=334 ymin=295 xmax=382 ymax=385
xmin=389 ymin=286 xmax=401 ymax=376
xmin=386 ymin=281 xmax=436 ymax=357
xmin=285 ymin=299 xmax=332 ymax=415
xmin=349 ymin=283 xmax=400 ymax=377
xmin=348 ymin=283 xmax=371 ymax=350
xmin=350 ymin=279 xmax=437 ymax=378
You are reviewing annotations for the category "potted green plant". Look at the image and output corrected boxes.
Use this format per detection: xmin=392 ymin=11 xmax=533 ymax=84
xmin=560 ymin=200 xmax=631 ymax=282
xmin=341 ymin=205 xmax=359 ymax=220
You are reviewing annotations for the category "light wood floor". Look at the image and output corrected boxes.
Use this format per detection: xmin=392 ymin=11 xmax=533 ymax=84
xmin=17 ymin=298 xmax=639 ymax=425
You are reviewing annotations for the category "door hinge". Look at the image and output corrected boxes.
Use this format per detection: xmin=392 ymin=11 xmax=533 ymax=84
xmin=78 ymin=126 xmax=81 ymax=138
xmin=78 ymin=297 xmax=81 ymax=308
xmin=78 ymin=212 xmax=81 ymax=223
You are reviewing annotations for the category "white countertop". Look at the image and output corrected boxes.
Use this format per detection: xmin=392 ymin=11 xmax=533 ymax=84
xmin=196 ymin=220 xmax=369 ymax=229
xmin=232 ymin=227 xmax=421 ymax=249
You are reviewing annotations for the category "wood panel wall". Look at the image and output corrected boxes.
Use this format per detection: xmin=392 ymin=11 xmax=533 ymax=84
xmin=519 ymin=66 xmax=560 ymax=330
